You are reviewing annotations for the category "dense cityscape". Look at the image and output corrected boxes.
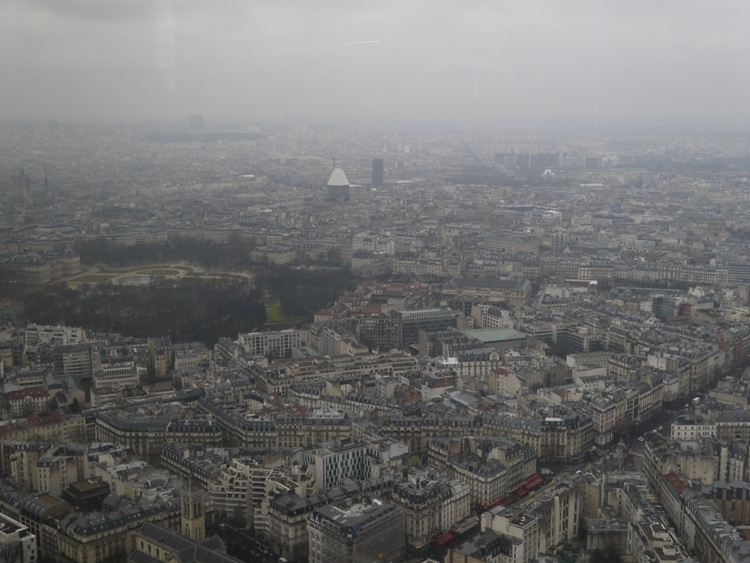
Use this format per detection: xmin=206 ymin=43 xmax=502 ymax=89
xmin=1 ymin=118 xmax=750 ymax=563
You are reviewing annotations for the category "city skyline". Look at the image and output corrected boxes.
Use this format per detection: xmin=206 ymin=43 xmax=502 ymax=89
xmin=4 ymin=3 xmax=750 ymax=561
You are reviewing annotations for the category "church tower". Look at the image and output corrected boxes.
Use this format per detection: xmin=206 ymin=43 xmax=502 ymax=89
xmin=181 ymin=481 xmax=206 ymax=541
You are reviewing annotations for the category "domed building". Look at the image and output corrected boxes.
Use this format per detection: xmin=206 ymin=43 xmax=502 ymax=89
xmin=326 ymin=163 xmax=350 ymax=202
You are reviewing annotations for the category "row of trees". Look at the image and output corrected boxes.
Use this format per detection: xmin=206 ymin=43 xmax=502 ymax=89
xmin=2 ymin=238 xmax=358 ymax=345
xmin=15 ymin=277 xmax=266 ymax=346
xmin=264 ymin=267 xmax=356 ymax=318
xmin=74 ymin=236 xmax=253 ymax=270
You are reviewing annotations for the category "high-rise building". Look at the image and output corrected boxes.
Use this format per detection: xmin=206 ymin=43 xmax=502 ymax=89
xmin=188 ymin=114 xmax=204 ymax=131
xmin=372 ymin=158 xmax=384 ymax=186
xmin=304 ymin=437 xmax=373 ymax=492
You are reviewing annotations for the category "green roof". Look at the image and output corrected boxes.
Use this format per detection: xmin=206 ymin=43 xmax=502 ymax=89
xmin=462 ymin=328 xmax=526 ymax=343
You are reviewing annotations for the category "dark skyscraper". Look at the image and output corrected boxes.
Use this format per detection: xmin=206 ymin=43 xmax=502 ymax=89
xmin=372 ymin=158 xmax=384 ymax=186
xmin=188 ymin=115 xmax=204 ymax=131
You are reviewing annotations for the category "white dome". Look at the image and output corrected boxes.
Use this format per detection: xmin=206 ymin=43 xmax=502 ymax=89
xmin=327 ymin=166 xmax=350 ymax=186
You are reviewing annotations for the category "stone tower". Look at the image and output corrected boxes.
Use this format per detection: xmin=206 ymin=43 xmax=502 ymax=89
xmin=181 ymin=480 xmax=206 ymax=541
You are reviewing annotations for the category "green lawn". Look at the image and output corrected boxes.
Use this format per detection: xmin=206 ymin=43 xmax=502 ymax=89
xmin=137 ymin=269 xmax=179 ymax=276
xmin=94 ymin=264 xmax=193 ymax=274
xmin=265 ymin=304 xmax=301 ymax=324
xmin=265 ymin=304 xmax=287 ymax=323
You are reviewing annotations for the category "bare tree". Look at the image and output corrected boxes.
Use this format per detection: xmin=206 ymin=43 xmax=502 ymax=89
xmin=0 ymin=541 xmax=22 ymax=563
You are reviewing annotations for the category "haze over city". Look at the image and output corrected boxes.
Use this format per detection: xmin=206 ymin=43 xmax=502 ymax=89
xmin=3 ymin=0 xmax=750 ymax=127
xmin=6 ymin=2 xmax=750 ymax=563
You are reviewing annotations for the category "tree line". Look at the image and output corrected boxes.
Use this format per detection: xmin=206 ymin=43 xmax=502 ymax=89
xmin=74 ymin=236 xmax=253 ymax=270
xmin=1 ymin=238 xmax=359 ymax=344
xmin=263 ymin=267 xmax=357 ymax=318
xmin=15 ymin=277 xmax=266 ymax=346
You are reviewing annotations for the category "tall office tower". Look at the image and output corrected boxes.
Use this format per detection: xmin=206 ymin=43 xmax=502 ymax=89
xmin=371 ymin=158 xmax=384 ymax=186
xmin=188 ymin=114 xmax=204 ymax=131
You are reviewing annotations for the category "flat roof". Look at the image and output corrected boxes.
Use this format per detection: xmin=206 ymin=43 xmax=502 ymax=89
xmin=0 ymin=513 xmax=23 ymax=535
xmin=37 ymin=493 xmax=66 ymax=507
xmin=70 ymin=479 xmax=108 ymax=492
xmin=399 ymin=308 xmax=453 ymax=318
xmin=462 ymin=328 xmax=527 ymax=343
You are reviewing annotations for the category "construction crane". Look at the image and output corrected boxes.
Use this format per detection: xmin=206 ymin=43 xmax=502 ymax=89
xmin=462 ymin=141 xmax=485 ymax=167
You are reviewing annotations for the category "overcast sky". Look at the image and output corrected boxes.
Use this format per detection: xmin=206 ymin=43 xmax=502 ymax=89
xmin=2 ymin=0 xmax=749 ymax=127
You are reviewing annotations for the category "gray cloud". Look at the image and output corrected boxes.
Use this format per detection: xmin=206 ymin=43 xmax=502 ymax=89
xmin=30 ymin=0 xmax=155 ymax=23
xmin=2 ymin=0 xmax=749 ymax=126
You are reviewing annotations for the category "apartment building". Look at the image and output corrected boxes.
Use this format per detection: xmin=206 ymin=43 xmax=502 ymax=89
xmin=238 ymin=330 xmax=305 ymax=359
xmin=307 ymin=499 xmax=405 ymax=563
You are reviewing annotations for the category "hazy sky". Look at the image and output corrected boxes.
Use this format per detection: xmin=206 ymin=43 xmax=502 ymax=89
xmin=2 ymin=0 xmax=749 ymax=126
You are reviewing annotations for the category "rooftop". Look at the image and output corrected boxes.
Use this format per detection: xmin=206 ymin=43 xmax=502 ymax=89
xmin=463 ymin=327 xmax=527 ymax=343
xmin=313 ymin=498 xmax=396 ymax=529
xmin=327 ymin=166 xmax=350 ymax=187
xmin=0 ymin=513 xmax=23 ymax=536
